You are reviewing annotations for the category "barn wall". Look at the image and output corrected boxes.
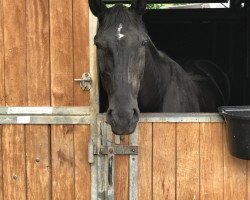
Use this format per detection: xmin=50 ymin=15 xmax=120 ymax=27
xmin=114 ymin=122 xmax=250 ymax=200
xmin=0 ymin=0 xmax=90 ymax=199
xmin=1 ymin=121 xmax=249 ymax=200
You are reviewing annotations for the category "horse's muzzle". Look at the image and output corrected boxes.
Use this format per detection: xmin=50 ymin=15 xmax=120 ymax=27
xmin=106 ymin=108 xmax=140 ymax=135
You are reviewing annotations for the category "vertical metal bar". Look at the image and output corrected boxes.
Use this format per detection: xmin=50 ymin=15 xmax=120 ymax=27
xmin=115 ymin=135 xmax=121 ymax=144
xmin=89 ymin=10 xmax=99 ymax=200
xmin=129 ymin=128 xmax=139 ymax=200
xmin=105 ymin=124 xmax=115 ymax=200
xmin=97 ymin=121 xmax=106 ymax=200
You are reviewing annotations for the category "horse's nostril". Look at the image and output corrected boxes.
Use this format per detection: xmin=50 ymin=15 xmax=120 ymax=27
xmin=108 ymin=109 xmax=113 ymax=116
xmin=107 ymin=109 xmax=113 ymax=120
xmin=107 ymin=109 xmax=114 ymax=124
xmin=133 ymin=108 xmax=140 ymax=118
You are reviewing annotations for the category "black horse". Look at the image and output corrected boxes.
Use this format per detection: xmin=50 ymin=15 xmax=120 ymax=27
xmin=89 ymin=0 xmax=230 ymax=135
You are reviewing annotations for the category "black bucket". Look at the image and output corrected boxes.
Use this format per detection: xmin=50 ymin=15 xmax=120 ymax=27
xmin=218 ymin=106 xmax=250 ymax=160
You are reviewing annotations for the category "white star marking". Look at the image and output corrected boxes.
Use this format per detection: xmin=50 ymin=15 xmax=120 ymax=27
xmin=117 ymin=23 xmax=125 ymax=40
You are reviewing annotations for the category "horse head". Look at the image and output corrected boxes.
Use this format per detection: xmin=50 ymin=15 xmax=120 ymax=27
xmin=89 ymin=0 xmax=148 ymax=135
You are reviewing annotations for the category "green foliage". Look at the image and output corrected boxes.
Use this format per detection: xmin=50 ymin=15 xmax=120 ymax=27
xmin=106 ymin=3 xmax=130 ymax=8
xmin=106 ymin=3 xmax=177 ymax=9
xmin=146 ymin=4 xmax=169 ymax=9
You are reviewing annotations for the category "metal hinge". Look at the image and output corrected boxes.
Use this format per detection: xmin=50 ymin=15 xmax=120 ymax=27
xmin=74 ymin=73 xmax=92 ymax=91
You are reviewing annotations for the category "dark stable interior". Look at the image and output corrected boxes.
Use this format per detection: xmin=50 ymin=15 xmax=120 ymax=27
xmin=99 ymin=4 xmax=250 ymax=113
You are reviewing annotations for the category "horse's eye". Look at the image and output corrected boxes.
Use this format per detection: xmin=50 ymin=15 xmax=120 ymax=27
xmin=94 ymin=37 xmax=105 ymax=49
xmin=94 ymin=41 xmax=104 ymax=49
xmin=101 ymin=71 xmax=111 ymax=78
xmin=141 ymin=40 xmax=148 ymax=46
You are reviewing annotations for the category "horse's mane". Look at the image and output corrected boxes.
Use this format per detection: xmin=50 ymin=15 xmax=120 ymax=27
xmin=100 ymin=4 xmax=143 ymax=30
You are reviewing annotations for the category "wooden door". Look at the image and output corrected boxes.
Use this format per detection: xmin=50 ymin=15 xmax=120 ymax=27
xmin=0 ymin=0 xmax=91 ymax=199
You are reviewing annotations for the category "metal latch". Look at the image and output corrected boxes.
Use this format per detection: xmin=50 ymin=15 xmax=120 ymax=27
xmin=98 ymin=146 xmax=138 ymax=155
xmin=74 ymin=73 xmax=92 ymax=91
xmin=88 ymin=141 xmax=138 ymax=164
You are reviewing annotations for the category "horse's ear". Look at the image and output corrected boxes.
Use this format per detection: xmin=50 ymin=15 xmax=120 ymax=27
xmin=130 ymin=0 xmax=148 ymax=15
xmin=89 ymin=0 xmax=107 ymax=18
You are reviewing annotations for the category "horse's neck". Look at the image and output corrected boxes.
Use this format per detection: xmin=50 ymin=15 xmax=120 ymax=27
xmin=138 ymin=40 xmax=175 ymax=111
xmin=139 ymin=40 xmax=200 ymax=112
xmin=144 ymin=40 xmax=182 ymax=93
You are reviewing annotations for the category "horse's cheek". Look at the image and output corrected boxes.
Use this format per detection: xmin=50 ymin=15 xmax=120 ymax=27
xmin=131 ymin=77 xmax=141 ymax=95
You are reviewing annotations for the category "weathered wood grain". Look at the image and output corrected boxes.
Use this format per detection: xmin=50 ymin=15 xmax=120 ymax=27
xmin=153 ymin=123 xmax=176 ymax=200
xmin=26 ymin=0 xmax=51 ymax=199
xmin=2 ymin=0 xmax=27 ymax=199
xmin=73 ymin=1 xmax=91 ymax=198
xmin=2 ymin=125 xmax=26 ymax=200
xmin=115 ymin=136 xmax=129 ymax=199
xmin=0 ymin=0 xmax=4 ymax=106
xmin=248 ymin=162 xmax=250 ymax=200
xmin=50 ymin=0 xmax=74 ymax=199
xmin=73 ymin=0 xmax=90 ymax=106
xmin=3 ymin=0 xmax=27 ymax=106
xmin=200 ymin=123 xmax=224 ymax=200
xmin=0 ymin=125 xmax=3 ymax=200
xmin=74 ymin=125 xmax=91 ymax=200
xmin=138 ymin=123 xmax=153 ymax=200
xmin=0 ymin=0 xmax=4 ymax=197
xmin=51 ymin=125 xmax=74 ymax=200
xmin=27 ymin=0 xmax=50 ymax=106
xmin=50 ymin=0 xmax=73 ymax=106
xmin=26 ymin=125 xmax=51 ymax=200
xmin=223 ymin=125 xmax=248 ymax=200
xmin=176 ymin=123 xmax=200 ymax=200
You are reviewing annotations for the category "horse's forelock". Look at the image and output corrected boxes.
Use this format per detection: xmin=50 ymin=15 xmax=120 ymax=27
xmin=100 ymin=4 xmax=142 ymax=30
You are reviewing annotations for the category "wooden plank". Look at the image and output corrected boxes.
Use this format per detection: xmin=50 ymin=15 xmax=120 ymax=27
xmin=115 ymin=136 xmax=129 ymax=199
xmin=2 ymin=125 xmax=26 ymax=200
xmin=50 ymin=0 xmax=73 ymax=106
xmin=248 ymin=161 xmax=250 ymax=200
xmin=73 ymin=0 xmax=90 ymax=106
xmin=2 ymin=0 xmax=27 ymax=199
xmin=26 ymin=125 xmax=50 ymax=200
xmin=223 ymin=125 xmax=247 ymax=200
xmin=73 ymin=1 xmax=90 ymax=199
xmin=176 ymin=123 xmax=200 ymax=200
xmin=138 ymin=123 xmax=153 ymax=200
xmin=27 ymin=0 xmax=50 ymax=106
xmin=50 ymin=0 xmax=74 ymax=199
xmin=26 ymin=1 xmax=51 ymax=199
xmin=74 ymin=125 xmax=91 ymax=200
xmin=0 ymin=0 xmax=4 ymax=106
xmin=200 ymin=123 xmax=224 ymax=199
xmin=3 ymin=0 xmax=27 ymax=106
xmin=51 ymin=125 xmax=74 ymax=200
xmin=0 ymin=125 xmax=3 ymax=200
xmin=0 ymin=0 xmax=4 ymax=197
xmin=153 ymin=123 xmax=176 ymax=200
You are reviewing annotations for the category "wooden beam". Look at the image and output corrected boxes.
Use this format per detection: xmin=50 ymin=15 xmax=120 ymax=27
xmin=138 ymin=123 xmax=153 ymax=200
xmin=50 ymin=0 xmax=75 ymax=199
xmin=153 ymin=123 xmax=176 ymax=200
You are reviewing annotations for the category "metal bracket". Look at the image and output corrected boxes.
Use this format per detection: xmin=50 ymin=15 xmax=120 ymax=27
xmin=88 ymin=144 xmax=138 ymax=163
xmin=96 ymin=146 xmax=138 ymax=155
xmin=74 ymin=73 xmax=92 ymax=91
